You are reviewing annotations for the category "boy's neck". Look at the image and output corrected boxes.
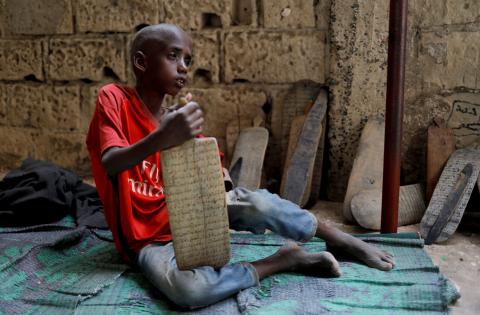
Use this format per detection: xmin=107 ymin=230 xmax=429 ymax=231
xmin=135 ymin=84 xmax=166 ymax=121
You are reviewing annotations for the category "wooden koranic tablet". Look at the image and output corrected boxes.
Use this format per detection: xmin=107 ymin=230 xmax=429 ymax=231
xmin=280 ymin=81 xmax=323 ymax=164
xmin=468 ymin=138 xmax=480 ymax=194
xmin=478 ymin=173 xmax=480 ymax=194
xmin=343 ymin=116 xmax=385 ymax=222
xmin=281 ymin=115 xmax=309 ymax=206
xmin=426 ymin=118 xmax=455 ymax=203
xmin=420 ymin=149 xmax=480 ymax=244
xmin=308 ymin=113 xmax=326 ymax=205
xmin=229 ymin=127 xmax=269 ymax=190
xmin=161 ymin=138 xmax=230 ymax=270
xmin=225 ymin=117 xmax=252 ymax=167
xmin=351 ymin=184 xmax=426 ymax=230
xmin=280 ymin=89 xmax=327 ymax=206
xmin=281 ymin=115 xmax=327 ymax=207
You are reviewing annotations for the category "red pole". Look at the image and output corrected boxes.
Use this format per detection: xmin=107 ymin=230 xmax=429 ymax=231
xmin=381 ymin=0 xmax=408 ymax=233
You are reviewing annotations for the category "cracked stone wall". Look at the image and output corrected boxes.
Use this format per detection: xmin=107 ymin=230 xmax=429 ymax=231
xmin=328 ymin=0 xmax=480 ymax=200
xmin=0 ymin=0 xmax=478 ymax=201
xmin=0 ymin=0 xmax=329 ymax=185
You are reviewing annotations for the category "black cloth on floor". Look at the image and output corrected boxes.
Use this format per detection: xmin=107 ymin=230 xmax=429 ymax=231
xmin=0 ymin=159 xmax=107 ymax=228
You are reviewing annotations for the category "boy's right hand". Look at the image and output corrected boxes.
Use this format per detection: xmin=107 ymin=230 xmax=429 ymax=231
xmin=154 ymin=100 xmax=204 ymax=150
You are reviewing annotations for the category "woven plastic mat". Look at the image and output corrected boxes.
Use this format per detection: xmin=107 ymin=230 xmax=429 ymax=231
xmin=0 ymin=222 xmax=459 ymax=314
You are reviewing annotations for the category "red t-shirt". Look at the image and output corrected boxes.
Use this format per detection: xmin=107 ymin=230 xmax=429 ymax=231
xmin=86 ymin=83 xmax=174 ymax=262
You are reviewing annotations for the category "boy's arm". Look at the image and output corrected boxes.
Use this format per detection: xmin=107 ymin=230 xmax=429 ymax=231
xmin=102 ymin=101 xmax=204 ymax=177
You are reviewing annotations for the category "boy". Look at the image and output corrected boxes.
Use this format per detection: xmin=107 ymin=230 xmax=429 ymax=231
xmin=86 ymin=24 xmax=394 ymax=309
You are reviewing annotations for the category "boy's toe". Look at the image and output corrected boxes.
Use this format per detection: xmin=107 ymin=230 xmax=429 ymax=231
xmin=382 ymin=255 xmax=395 ymax=266
xmin=377 ymin=260 xmax=393 ymax=271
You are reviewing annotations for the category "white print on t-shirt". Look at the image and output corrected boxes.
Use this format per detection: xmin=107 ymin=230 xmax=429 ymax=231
xmin=141 ymin=160 xmax=159 ymax=183
xmin=127 ymin=178 xmax=164 ymax=197
xmin=126 ymin=160 xmax=164 ymax=197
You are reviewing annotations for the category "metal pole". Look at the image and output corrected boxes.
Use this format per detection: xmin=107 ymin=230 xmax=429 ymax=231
xmin=381 ymin=0 xmax=408 ymax=233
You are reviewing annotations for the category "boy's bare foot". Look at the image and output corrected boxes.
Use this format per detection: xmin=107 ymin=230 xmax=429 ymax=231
xmin=283 ymin=242 xmax=342 ymax=277
xmin=327 ymin=235 xmax=394 ymax=271
xmin=277 ymin=241 xmax=341 ymax=277
xmin=251 ymin=241 xmax=341 ymax=280
xmin=315 ymin=221 xmax=395 ymax=271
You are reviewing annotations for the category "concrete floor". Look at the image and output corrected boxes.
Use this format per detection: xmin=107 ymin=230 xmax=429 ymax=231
xmin=309 ymin=200 xmax=480 ymax=315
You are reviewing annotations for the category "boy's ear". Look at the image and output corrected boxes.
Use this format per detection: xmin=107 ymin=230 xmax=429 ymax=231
xmin=133 ymin=51 xmax=147 ymax=73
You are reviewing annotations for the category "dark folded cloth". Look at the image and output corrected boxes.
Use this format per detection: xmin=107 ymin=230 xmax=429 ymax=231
xmin=0 ymin=159 xmax=107 ymax=228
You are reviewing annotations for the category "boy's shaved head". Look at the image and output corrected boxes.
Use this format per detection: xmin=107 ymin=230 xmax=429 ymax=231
xmin=131 ymin=24 xmax=191 ymax=66
xmin=131 ymin=23 xmax=193 ymax=95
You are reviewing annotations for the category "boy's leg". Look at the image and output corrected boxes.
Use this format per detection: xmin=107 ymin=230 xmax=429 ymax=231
xmin=137 ymin=241 xmax=339 ymax=309
xmin=228 ymin=188 xmax=394 ymax=271
xmin=227 ymin=188 xmax=318 ymax=242
xmin=137 ymin=242 xmax=257 ymax=309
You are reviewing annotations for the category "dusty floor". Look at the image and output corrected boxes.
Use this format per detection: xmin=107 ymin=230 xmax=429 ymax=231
xmin=309 ymin=200 xmax=480 ymax=315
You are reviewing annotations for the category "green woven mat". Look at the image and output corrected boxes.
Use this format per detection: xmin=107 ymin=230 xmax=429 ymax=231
xmin=0 ymin=228 xmax=127 ymax=315
xmin=231 ymin=233 xmax=460 ymax=314
xmin=0 ymin=229 xmax=459 ymax=314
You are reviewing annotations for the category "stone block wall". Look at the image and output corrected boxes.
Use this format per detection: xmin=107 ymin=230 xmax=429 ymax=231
xmin=0 ymin=0 xmax=478 ymax=201
xmin=0 ymin=0 xmax=329 ymax=183
xmin=327 ymin=0 xmax=480 ymax=200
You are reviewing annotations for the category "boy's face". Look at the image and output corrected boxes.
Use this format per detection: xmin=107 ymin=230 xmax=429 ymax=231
xmin=140 ymin=30 xmax=193 ymax=96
